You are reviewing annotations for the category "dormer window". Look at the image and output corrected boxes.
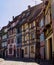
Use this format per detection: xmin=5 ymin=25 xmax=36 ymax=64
xmin=26 ymin=12 xmax=30 ymax=17
xmin=22 ymin=18 xmax=25 ymax=22
xmin=40 ymin=18 xmax=44 ymax=27
xmin=22 ymin=13 xmax=25 ymax=18
xmin=12 ymin=23 xmax=15 ymax=27
xmin=13 ymin=28 xmax=16 ymax=34
xmin=4 ymin=28 xmax=8 ymax=32
xmin=16 ymin=20 xmax=19 ymax=23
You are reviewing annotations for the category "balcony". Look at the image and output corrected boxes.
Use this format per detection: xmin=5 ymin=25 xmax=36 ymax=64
xmin=43 ymin=26 xmax=47 ymax=32
xmin=45 ymin=23 xmax=51 ymax=28
xmin=43 ymin=23 xmax=51 ymax=32
xmin=45 ymin=26 xmax=52 ymax=38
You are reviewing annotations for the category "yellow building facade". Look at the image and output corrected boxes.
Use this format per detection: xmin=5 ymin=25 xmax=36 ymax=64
xmin=22 ymin=21 xmax=36 ymax=59
xmin=42 ymin=0 xmax=54 ymax=60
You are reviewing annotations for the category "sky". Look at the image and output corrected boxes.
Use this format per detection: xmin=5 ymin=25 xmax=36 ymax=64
xmin=0 ymin=0 xmax=42 ymax=29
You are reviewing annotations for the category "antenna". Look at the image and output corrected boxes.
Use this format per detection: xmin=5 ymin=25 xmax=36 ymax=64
xmin=32 ymin=0 xmax=37 ymax=5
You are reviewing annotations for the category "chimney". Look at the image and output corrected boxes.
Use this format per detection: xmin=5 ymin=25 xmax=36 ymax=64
xmin=28 ymin=5 xmax=31 ymax=11
xmin=9 ymin=21 xmax=10 ymax=23
xmin=12 ymin=16 xmax=14 ymax=20
xmin=41 ymin=0 xmax=49 ymax=3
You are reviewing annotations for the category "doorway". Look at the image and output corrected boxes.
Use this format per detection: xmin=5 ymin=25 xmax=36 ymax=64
xmin=3 ymin=51 xmax=5 ymax=58
xmin=14 ymin=49 xmax=16 ymax=57
xmin=21 ymin=49 xmax=24 ymax=58
xmin=48 ymin=37 xmax=52 ymax=59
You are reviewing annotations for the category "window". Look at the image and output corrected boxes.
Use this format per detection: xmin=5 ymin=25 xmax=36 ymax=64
xmin=25 ymin=34 xmax=29 ymax=41
xmin=11 ymin=38 xmax=14 ymax=43
xmin=40 ymin=33 xmax=44 ymax=42
xmin=18 ymin=27 xmax=22 ymax=33
xmin=30 ymin=31 xmax=35 ymax=40
xmin=33 ymin=21 xmax=36 ymax=26
xmin=9 ymin=30 xmax=12 ymax=35
xmin=26 ymin=12 xmax=30 ymax=17
xmin=29 ymin=23 xmax=31 ymax=29
xmin=12 ymin=23 xmax=15 ymax=27
xmin=22 ymin=25 xmax=25 ymax=31
xmin=4 ymin=28 xmax=8 ymax=32
xmin=22 ymin=19 xmax=25 ymax=22
xmin=0 ymin=37 xmax=1 ymax=40
xmin=5 ymin=42 xmax=7 ymax=47
xmin=8 ymin=32 xmax=10 ymax=35
xmin=25 ymin=47 xmax=27 ymax=54
xmin=30 ymin=34 xmax=32 ymax=40
xmin=17 ymin=48 xmax=19 ymax=56
xmin=14 ymin=38 xmax=16 ymax=43
xmin=40 ymin=18 xmax=44 ymax=27
xmin=31 ymin=22 xmax=33 ymax=27
xmin=25 ymin=23 xmax=28 ymax=30
xmin=17 ymin=36 xmax=22 ymax=43
xmin=8 ymin=39 xmax=10 ymax=44
xmin=51 ymin=1 xmax=54 ymax=19
xmin=13 ymin=28 xmax=16 ymax=34
xmin=2 ymin=43 xmax=5 ymax=47
xmin=22 ymin=13 xmax=25 ymax=18
xmin=2 ymin=34 xmax=7 ymax=39
xmin=31 ymin=46 xmax=34 ymax=53
xmin=22 ymin=36 xmax=24 ymax=42
xmin=31 ymin=31 xmax=35 ymax=39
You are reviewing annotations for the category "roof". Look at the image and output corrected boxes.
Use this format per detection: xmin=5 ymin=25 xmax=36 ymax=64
xmin=1 ymin=2 xmax=43 ymax=30
xmin=17 ymin=3 xmax=43 ymax=27
xmin=1 ymin=26 xmax=7 ymax=31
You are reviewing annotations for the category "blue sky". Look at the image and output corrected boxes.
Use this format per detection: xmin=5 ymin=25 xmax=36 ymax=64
xmin=0 ymin=0 xmax=42 ymax=29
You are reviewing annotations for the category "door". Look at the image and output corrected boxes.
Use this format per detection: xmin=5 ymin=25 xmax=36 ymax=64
xmin=48 ymin=37 xmax=52 ymax=59
xmin=21 ymin=49 xmax=24 ymax=58
xmin=14 ymin=49 xmax=16 ymax=57
xmin=3 ymin=50 xmax=5 ymax=58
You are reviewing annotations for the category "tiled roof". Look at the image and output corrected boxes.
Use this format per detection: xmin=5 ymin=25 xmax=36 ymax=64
xmin=1 ymin=3 xmax=43 ymax=30
xmin=17 ymin=3 xmax=43 ymax=27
